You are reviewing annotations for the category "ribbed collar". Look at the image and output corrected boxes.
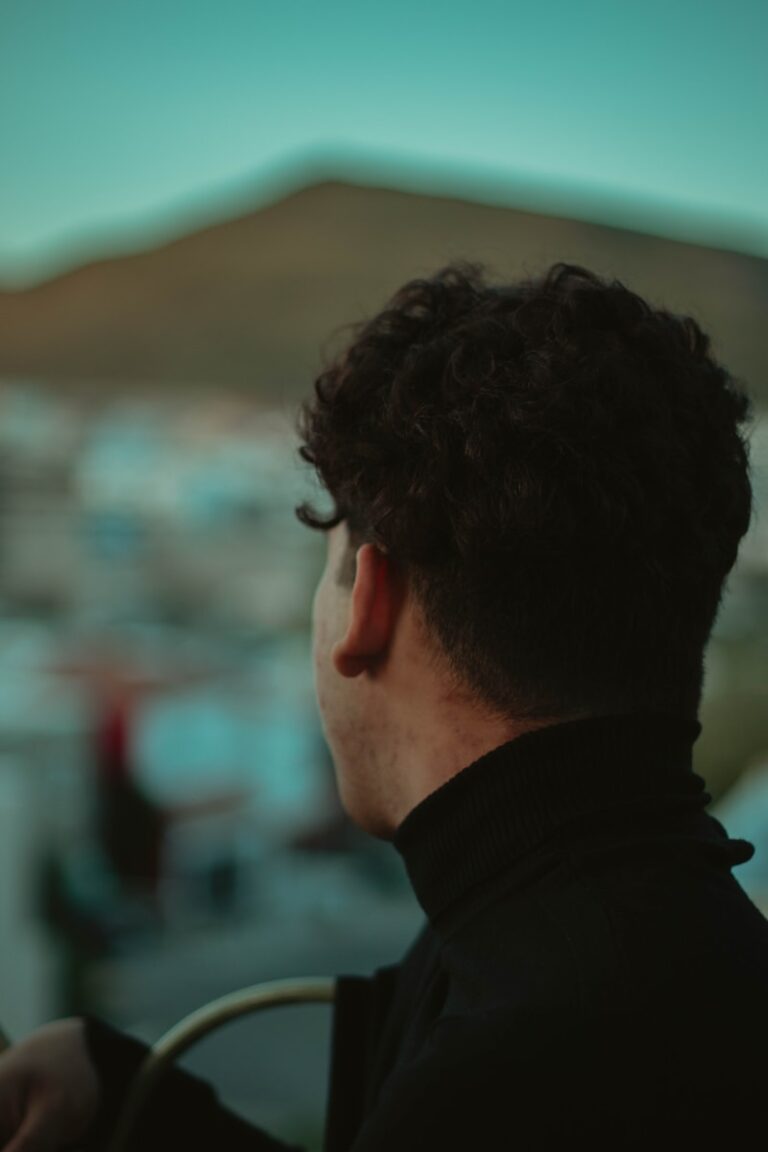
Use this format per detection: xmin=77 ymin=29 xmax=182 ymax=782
xmin=393 ymin=710 xmax=709 ymax=923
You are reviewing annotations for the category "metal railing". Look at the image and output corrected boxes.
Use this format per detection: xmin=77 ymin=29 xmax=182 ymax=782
xmin=106 ymin=975 xmax=336 ymax=1152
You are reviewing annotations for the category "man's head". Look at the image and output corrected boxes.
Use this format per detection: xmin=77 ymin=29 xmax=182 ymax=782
xmin=295 ymin=262 xmax=755 ymax=836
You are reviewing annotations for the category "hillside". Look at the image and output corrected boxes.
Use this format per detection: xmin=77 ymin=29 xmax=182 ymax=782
xmin=0 ymin=178 xmax=765 ymax=401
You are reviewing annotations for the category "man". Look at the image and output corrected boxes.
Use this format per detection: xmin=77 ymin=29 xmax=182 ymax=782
xmin=1 ymin=261 xmax=767 ymax=1149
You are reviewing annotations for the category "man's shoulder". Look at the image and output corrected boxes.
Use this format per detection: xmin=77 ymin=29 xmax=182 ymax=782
xmin=352 ymin=996 xmax=768 ymax=1150
xmin=446 ymin=839 xmax=768 ymax=1005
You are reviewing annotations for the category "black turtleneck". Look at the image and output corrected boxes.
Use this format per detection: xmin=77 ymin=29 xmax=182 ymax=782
xmin=81 ymin=710 xmax=768 ymax=1152
xmin=326 ymin=709 xmax=767 ymax=1150
xmin=393 ymin=709 xmax=732 ymax=924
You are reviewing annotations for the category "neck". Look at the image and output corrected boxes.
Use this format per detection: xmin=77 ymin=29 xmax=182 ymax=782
xmin=378 ymin=691 xmax=585 ymax=835
xmin=393 ymin=708 xmax=708 ymax=925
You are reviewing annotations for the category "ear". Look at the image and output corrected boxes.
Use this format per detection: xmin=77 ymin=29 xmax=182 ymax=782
xmin=332 ymin=543 xmax=400 ymax=678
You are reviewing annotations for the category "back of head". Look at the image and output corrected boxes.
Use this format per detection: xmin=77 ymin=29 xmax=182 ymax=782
xmin=294 ymin=262 xmax=755 ymax=721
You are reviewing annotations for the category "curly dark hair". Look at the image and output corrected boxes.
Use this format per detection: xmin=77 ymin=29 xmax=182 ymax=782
xmin=294 ymin=262 xmax=755 ymax=721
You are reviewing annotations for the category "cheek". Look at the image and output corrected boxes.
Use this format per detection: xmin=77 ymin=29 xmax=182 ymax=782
xmin=311 ymin=585 xmax=332 ymax=701
xmin=310 ymin=579 xmax=324 ymax=653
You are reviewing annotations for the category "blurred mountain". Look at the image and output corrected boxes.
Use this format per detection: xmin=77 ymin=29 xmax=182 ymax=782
xmin=0 ymin=178 xmax=765 ymax=401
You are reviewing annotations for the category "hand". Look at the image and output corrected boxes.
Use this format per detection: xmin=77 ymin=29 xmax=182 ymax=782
xmin=0 ymin=1018 xmax=101 ymax=1152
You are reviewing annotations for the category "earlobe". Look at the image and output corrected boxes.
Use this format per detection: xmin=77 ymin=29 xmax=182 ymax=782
xmin=332 ymin=544 xmax=396 ymax=678
xmin=331 ymin=639 xmax=370 ymax=679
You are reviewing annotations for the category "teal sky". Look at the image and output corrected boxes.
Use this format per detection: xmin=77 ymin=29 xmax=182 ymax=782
xmin=1 ymin=0 xmax=766 ymax=284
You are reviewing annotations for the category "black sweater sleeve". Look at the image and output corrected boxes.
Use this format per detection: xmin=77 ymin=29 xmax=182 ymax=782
xmin=77 ymin=1014 xmax=305 ymax=1152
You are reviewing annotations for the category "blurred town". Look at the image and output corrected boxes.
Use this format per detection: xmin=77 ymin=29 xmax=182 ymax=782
xmin=1 ymin=181 xmax=768 ymax=1148
xmin=0 ymin=379 xmax=426 ymax=1145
